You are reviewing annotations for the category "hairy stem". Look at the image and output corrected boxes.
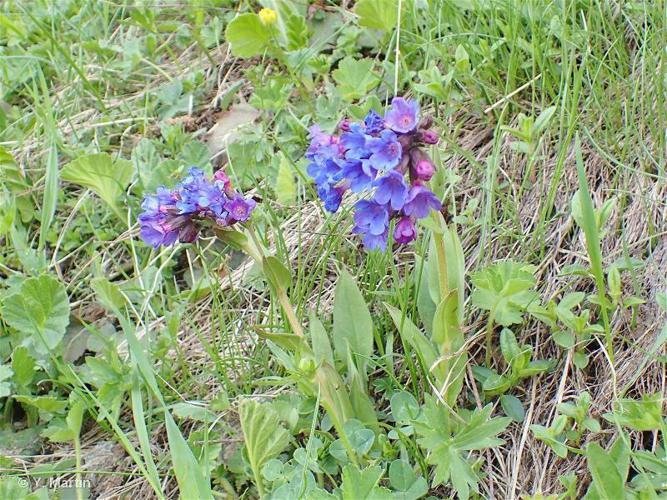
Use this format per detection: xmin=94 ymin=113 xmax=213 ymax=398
xmin=432 ymin=213 xmax=449 ymax=300
xmin=485 ymin=309 xmax=496 ymax=367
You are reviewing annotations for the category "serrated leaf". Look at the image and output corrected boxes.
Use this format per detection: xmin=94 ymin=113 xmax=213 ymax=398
xmin=2 ymin=275 xmax=70 ymax=353
xmin=0 ymin=364 xmax=13 ymax=398
xmin=603 ymin=394 xmax=664 ymax=431
xmin=240 ymin=399 xmax=290 ymax=495
xmin=14 ymin=395 xmax=68 ymax=413
xmin=61 ymin=153 xmax=133 ymax=220
xmin=415 ymin=397 xmax=510 ymax=498
xmin=388 ymin=459 xmax=429 ymax=500
xmin=453 ymin=405 xmax=511 ymax=450
xmin=11 ymin=347 xmax=35 ymax=387
xmin=332 ymin=57 xmax=380 ymax=101
xmin=225 ymin=13 xmax=271 ymax=58
xmin=340 ymin=464 xmax=390 ymax=500
xmin=471 ymin=260 xmax=538 ymax=326
xmin=355 ymin=0 xmax=398 ymax=31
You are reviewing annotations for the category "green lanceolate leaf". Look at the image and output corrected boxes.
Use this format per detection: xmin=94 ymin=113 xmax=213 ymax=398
xmin=39 ymin=141 xmax=58 ymax=249
xmin=165 ymin=411 xmax=213 ymax=500
xmin=262 ymin=256 xmax=292 ymax=291
xmin=2 ymin=275 xmax=70 ymax=354
xmin=385 ymin=303 xmax=443 ymax=383
xmin=309 ymin=313 xmax=334 ymax=366
xmin=431 ymin=291 xmax=467 ymax=406
xmin=275 ymin=154 xmax=297 ymax=205
xmin=585 ymin=442 xmax=625 ymax=499
xmin=333 ymin=270 xmax=373 ymax=375
xmin=573 ymin=135 xmax=611 ymax=344
xmin=61 ymin=153 xmax=133 ymax=220
xmin=500 ymin=394 xmax=525 ymax=422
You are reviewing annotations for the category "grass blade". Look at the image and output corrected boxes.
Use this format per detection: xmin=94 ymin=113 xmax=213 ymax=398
xmin=574 ymin=134 xmax=611 ymax=356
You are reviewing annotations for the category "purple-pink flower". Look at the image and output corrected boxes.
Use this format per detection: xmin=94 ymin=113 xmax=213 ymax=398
xmin=394 ymin=217 xmax=417 ymax=244
xmin=368 ymin=130 xmax=402 ymax=170
xmin=354 ymin=200 xmax=389 ymax=236
xmin=305 ymin=96 xmax=441 ymax=251
xmin=224 ymin=194 xmax=256 ymax=223
xmin=403 ymin=185 xmax=442 ymax=219
xmin=373 ymin=170 xmax=409 ymax=210
xmin=138 ymin=168 xmax=256 ymax=248
xmin=384 ymin=97 xmax=420 ymax=134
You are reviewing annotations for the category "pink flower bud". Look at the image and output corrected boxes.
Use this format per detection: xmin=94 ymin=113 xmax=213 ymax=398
xmin=339 ymin=119 xmax=351 ymax=132
xmin=421 ymin=129 xmax=438 ymax=144
xmin=414 ymin=159 xmax=435 ymax=181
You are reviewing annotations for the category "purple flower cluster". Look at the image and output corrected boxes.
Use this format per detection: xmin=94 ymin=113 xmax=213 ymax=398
xmin=138 ymin=167 xmax=256 ymax=248
xmin=306 ymin=97 xmax=441 ymax=251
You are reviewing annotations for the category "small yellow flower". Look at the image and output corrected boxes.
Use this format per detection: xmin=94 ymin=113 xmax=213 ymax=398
xmin=258 ymin=8 xmax=277 ymax=26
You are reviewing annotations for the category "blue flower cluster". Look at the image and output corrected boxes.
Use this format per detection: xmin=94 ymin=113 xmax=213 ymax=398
xmin=139 ymin=167 xmax=256 ymax=248
xmin=306 ymin=97 xmax=441 ymax=251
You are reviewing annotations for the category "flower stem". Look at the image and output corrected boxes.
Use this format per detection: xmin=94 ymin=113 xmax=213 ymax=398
xmin=233 ymin=226 xmax=357 ymax=463
xmin=432 ymin=213 xmax=449 ymax=299
xmin=276 ymin=286 xmax=304 ymax=338
xmin=485 ymin=309 xmax=496 ymax=367
xmin=243 ymin=227 xmax=304 ymax=338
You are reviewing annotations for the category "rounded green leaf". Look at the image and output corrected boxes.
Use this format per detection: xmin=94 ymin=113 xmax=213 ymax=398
xmin=355 ymin=0 xmax=398 ymax=31
xmin=2 ymin=275 xmax=70 ymax=353
xmin=225 ymin=13 xmax=271 ymax=58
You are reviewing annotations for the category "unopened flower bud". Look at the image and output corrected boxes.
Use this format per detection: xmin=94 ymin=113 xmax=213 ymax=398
xmin=339 ymin=119 xmax=351 ymax=132
xmin=414 ymin=159 xmax=435 ymax=181
xmin=298 ymin=357 xmax=316 ymax=374
xmin=258 ymin=8 xmax=277 ymax=25
xmin=421 ymin=129 xmax=438 ymax=144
